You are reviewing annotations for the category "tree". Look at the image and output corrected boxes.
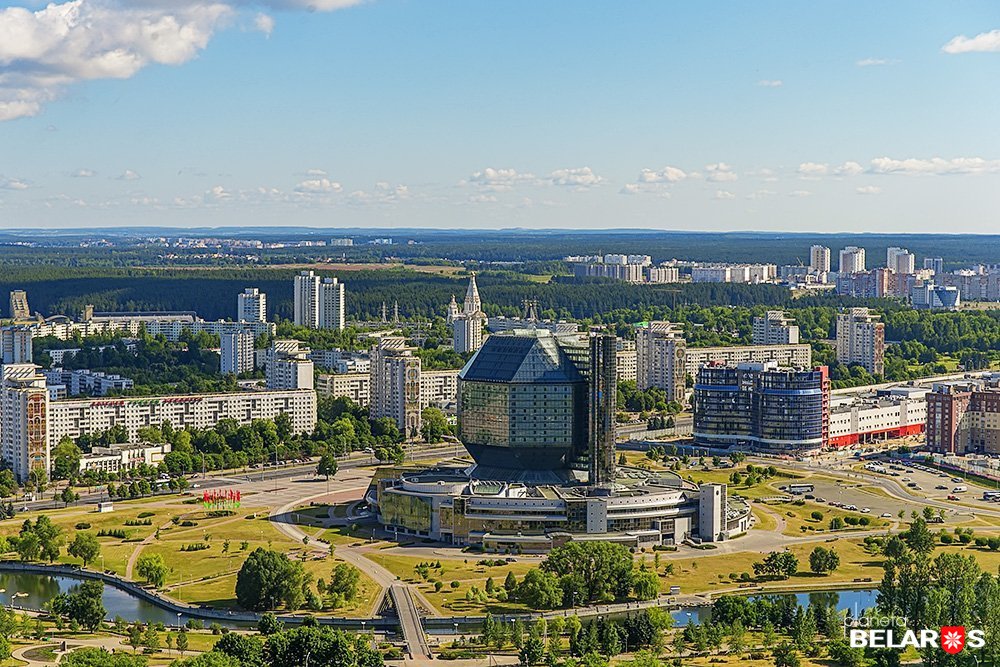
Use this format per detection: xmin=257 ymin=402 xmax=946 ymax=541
xmin=520 ymin=635 xmax=545 ymax=666
xmin=258 ymin=613 xmax=283 ymax=636
xmin=31 ymin=516 xmax=65 ymax=562
xmin=68 ymin=532 xmax=101 ymax=567
xmin=541 ymin=541 xmax=634 ymax=604
xmin=142 ymin=624 xmax=161 ymax=651
xmin=902 ymin=517 xmax=935 ymax=556
xmin=631 ymin=571 xmax=660 ymax=601
xmin=317 ymin=452 xmax=338 ymax=480
xmin=326 ymin=563 xmax=361 ymax=607
xmin=61 ymin=486 xmax=80 ymax=506
xmin=808 ymin=547 xmax=841 ymax=575
xmin=60 ymin=647 xmax=147 ymax=667
xmin=51 ymin=581 xmax=106 ymax=632
xmin=171 ymin=652 xmax=241 ymax=667
xmin=52 ymin=438 xmax=83 ymax=481
xmin=136 ymin=553 xmax=168 ymax=588
xmin=213 ymin=632 xmax=265 ymax=667
xmin=827 ymin=638 xmax=865 ymax=667
xmin=420 ymin=407 xmax=451 ymax=443
xmin=829 ymin=517 xmax=845 ymax=530
xmin=236 ymin=548 xmax=307 ymax=611
xmin=752 ymin=551 xmax=798 ymax=580
xmin=516 ymin=569 xmax=563 ymax=609
xmin=772 ymin=641 xmax=801 ymax=667
xmin=15 ymin=532 xmax=40 ymax=561
xmin=176 ymin=630 xmax=189 ymax=655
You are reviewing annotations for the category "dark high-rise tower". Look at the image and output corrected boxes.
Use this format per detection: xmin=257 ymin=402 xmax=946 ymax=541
xmin=589 ymin=333 xmax=617 ymax=490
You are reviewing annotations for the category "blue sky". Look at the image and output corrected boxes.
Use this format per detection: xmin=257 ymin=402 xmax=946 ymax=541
xmin=1 ymin=0 xmax=999 ymax=231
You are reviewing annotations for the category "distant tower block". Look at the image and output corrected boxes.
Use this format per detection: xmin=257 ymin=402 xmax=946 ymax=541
xmin=589 ymin=333 xmax=618 ymax=491
xmin=523 ymin=299 xmax=540 ymax=321
xmin=9 ymin=290 xmax=30 ymax=320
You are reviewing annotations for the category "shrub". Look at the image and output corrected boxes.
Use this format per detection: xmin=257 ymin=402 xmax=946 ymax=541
xmin=138 ymin=512 xmax=155 ymax=519
xmin=181 ymin=543 xmax=210 ymax=552
xmin=97 ymin=529 xmax=130 ymax=539
xmin=74 ymin=522 xmax=91 ymax=530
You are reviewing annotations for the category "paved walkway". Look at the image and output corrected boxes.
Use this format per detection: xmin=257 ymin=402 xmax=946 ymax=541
xmin=11 ymin=636 xmax=131 ymax=667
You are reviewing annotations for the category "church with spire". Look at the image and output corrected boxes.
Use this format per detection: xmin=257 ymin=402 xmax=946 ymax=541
xmin=450 ymin=273 xmax=487 ymax=354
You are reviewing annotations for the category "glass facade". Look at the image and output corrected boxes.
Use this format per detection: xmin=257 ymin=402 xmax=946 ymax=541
xmin=694 ymin=365 xmax=828 ymax=452
xmin=458 ymin=331 xmax=588 ymax=469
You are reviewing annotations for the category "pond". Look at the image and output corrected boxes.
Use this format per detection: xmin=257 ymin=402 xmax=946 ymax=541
xmin=0 ymin=571 xmax=244 ymax=628
xmin=671 ymin=588 xmax=878 ymax=627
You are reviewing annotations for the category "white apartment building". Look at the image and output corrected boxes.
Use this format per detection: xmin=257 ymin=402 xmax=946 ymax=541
xmin=318 ymin=278 xmax=345 ymax=330
xmin=836 ymin=307 xmax=885 ymax=376
xmin=886 ymin=247 xmax=915 ymax=274
xmin=635 ymin=321 xmax=687 ymax=402
xmin=616 ymin=339 xmax=638 ymax=384
xmin=1 ymin=326 xmax=33 ymax=364
xmin=317 ymin=372 xmax=371 ymax=406
xmin=421 ymin=370 xmax=459 ymax=411
xmin=751 ymin=311 xmax=800 ymax=345
xmin=370 ymin=337 xmax=422 ymax=436
xmin=79 ymin=442 xmax=172 ymax=475
xmin=237 ymin=288 xmax=267 ymax=323
xmin=839 ymin=247 xmax=866 ymax=274
xmin=25 ymin=313 xmax=274 ymax=343
xmin=221 ymin=331 xmax=256 ymax=375
xmin=809 ymin=245 xmax=831 ymax=274
xmin=1 ymin=364 xmax=49 ymax=483
xmin=691 ymin=264 xmax=776 ymax=284
xmin=266 ymin=340 xmax=314 ymax=391
xmin=293 ymin=271 xmax=345 ymax=331
xmin=828 ymin=387 xmax=927 ymax=447
xmin=41 ymin=369 xmax=134 ymax=396
xmin=683 ymin=344 xmax=812 ymax=378
xmin=646 ymin=266 xmax=680 ymax=283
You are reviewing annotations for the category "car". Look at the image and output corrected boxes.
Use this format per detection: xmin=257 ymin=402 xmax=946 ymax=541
xmin=936 ymin=485 xmax=948 ymax=490
xmin=845 ymin=504 xmax=858 ymax=511
xmin=907 ymin=482 xmax=918 ymax=487
xmin=939 ymin=473 xmax=949 ymax=478
xmin=805 ymin=494 xmax=815 ymax=499
xmin=953 ymin=477 xmax=964 ymax=483
xmin=860 ymin=507 xmax=871 ymax=513
xmin=901 ymin=477 xmax=911 ymax=482
xmin=912 ymin=486 xmax=922 ymax=490
xmin=948 ymin=495 xmax=960 ymax=500
xmin=880 ymin=513 xmax=892 ymax=518
xmin=814 ymin=497 xmax=826 ymax=503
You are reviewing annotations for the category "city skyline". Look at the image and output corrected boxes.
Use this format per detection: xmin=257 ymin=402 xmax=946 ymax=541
xmin=1 ymin=1 xmax=1000 ymax=231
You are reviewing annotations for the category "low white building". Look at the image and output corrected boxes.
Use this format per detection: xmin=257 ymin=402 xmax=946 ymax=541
xmin=79 ymin=442 xmax=172 ymax=474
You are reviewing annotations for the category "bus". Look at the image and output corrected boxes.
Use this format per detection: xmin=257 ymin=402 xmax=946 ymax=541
xmin=983 ymin=491 xmax=1000 ymax=502
xmin=788 ymin=483 xmax=814 ymax=494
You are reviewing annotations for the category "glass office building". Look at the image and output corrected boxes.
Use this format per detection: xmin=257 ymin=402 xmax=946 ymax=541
xmin=458 ymin=330 xmax=589 ymax=469
xmin=693 ymin=362 xmax=829 ymax=453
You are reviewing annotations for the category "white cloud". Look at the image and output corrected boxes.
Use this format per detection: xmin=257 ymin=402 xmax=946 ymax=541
xmin=638 ymin=166 xmax=686 ymax=183
xmin=305 ymin=168 xmax=328 ymax=177
xmin=347 ymin=181 xmax=410 ymax=205
xmin=856 ymin=185 xmax=882 ymax=195
xmin=869 ymin=156 xmax=1000 ymax=175
xmin=295 ymin=177 xmax=342 ymax=193
xmin=116 ymin=169 xmax=141 ymax=181
xmin=208 ymin=185 xmax=231 ymax=200
xmin=714 ymin=190 xmax=735 ymax=200
xmin=746 ymin=189 xmax=776 ymax=200
xmin=0 ymin=176 xmax=29 ymax=190
xmin=797 ymin=162 xmax=829 ymax=178
xmin=834 ymin=161 xmax=864 ymax=176
xmin=856 ymin=57 xmax=898 ymax=67
xmin=467 ymin=167 xmax=536 ymax=191
xmin=468 ymin=193 xmax=497 ymax=204
xmin=71 ymin=168 xmax=96 ymax=178
xmin=254 ymin=12 xmax=274 ymax=36
xmin=757 ymin=79 xmax=783 ymax=87
xmin=548 ymin=166 xmax=603 ymax=188
xmin=943 ymin=30 xmax=1000 ymax=54
xmin=705 ymin=163 xmax=738 ymax=182
xmin=0 ymin=1 xmax=364 ymax=121
xmin=788 ymin=190 xmax=812 ymax=197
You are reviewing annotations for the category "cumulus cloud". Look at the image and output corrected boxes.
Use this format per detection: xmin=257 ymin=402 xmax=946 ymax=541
xmin=797 ymin=162 xmax=829 ymax=178
xmin=638 ymin=166 xmax=687 ymax=183
xmin=548 ymin=166 xmax=603 ymax=188
xmin=869 ymin=156 xmax=1000 ymax=175
xmin=856 ymin=185 xmax=882 ymax=195
xmin=116 ymin=169 xmax=141 ymax=181
xmin=254 ymin=12 xmax=275 ymax=36
xmin=295 ymin=177 xmax=342 ymax=193
xmin=943 ymin=30 xmax=1000 ymax=54
xmin=0 ymin=1 xmax=364 ymax=121
xmin=347 ymin=181 xmax=410 ymax=205
xmin=714 ymin=190 xmax=735 ymax=200
xmin=468 ymin=193 xmax=497 ymax=204
xmin=0 ymin=176 xmax=29 ymax=190
xmin=466 ymin=167 xmax=537 ymax=191
xmin=705 ymin=163 xmax=738 ymax=182
xmin=757 ymin=79 xmax=783 ymax=87
xmin=835 ymin=161 xmax=864 ymax=176
xmin=71 ymin=168 xmax=96 ymax=177
xmin=746 ymin=189 xmax=776 ymax=200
